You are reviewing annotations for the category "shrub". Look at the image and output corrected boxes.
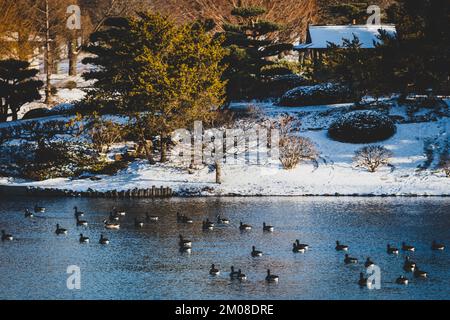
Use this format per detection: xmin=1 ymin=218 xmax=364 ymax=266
xmin=353 ymin=145 xmax=393 ymax=172
xmin=438 ymin=147 xmax=450 ymax=177
xmin=278 ymin=82 xmax=352 ymax=107
xmin=64 ymin=81 xmax=77 ymax=90
xmin=22 ymin=108 xmax=51 ymax=120
xmin=263 ymin=74 xmax=309 ymax=98
xmin=279 ymin=136 xmax=318 ymax=169
xmin=88 ymin=159 xmax=130 ymax=175
xmin=328 ymin=110 xmax=396 ymax=143
xmin=276 ymin=115 xmax=318 ymax=169
xmin=50 ymin=86 xmax=58 ymax=95
xmin=88 ymin=119 xmax=124 ymax=154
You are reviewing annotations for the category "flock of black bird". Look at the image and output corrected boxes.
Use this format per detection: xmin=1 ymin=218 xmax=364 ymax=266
xmin=176 ymin=213 xmax=446 ymax=286
xmin=1 ymin=206 xmax=446 ymax=286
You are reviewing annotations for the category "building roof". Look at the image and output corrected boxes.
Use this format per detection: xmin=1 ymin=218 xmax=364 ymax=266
xmin=294 ymin=24 xmax=396 ymax=50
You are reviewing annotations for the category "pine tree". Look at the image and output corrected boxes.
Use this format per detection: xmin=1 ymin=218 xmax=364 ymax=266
xmin=0 ymin=59 xmax=43 ymax=122
xmin=328 ymin=2 xmax=369 ymax=24
xmin=82 ymin=17 xmax=137 ymax=111
xmin=128 ymin=13 xmax=226 ymax=162
xmin=82 ymin=12 xmax=226 ymax=163
xmin=385 ymin=0 xmax=450 ymax=94
xmin=318 ymin=36 xmax=381 ymax=103
xmin=219 ymin=5 xmax=293 ymax=100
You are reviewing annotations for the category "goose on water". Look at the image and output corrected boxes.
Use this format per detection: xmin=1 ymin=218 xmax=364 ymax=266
xmin=24 ymin=209 xmax=33 ymax=218
xmin=79 ymin=234 xmax=89 ymax=243
xmin=135 ymin=218 xmax=144 ymax=228
xmin=202 ymin=219 xmax=214 ymax=230
xmin=402 ymin=242 xmax=415 ymax=252
xmin=34 ymin=205 xmax=45 ymax=213
xmin=112 ymin=207 xmax=126 ymax=216
xmin=335 ymin=241 xmax=349 ymax=251
xmin=263 ymin=222 xmax=274 ymax=232
xmin=265 ymin=269 xmax=279 ymax=283
xmin=217 ymin=216 xmax=230 ymax=224
xmin=73 ymin=207 xmax=84 ymax=217
xmin=239 ymin=222 xmax=252 ymax=231
xmin=403 ymin=256 xmax=416 ymax=272
xmin=237 ymin=269 xmax=246 ymax=281
xmin=431 ymin=240 xmax=445 ymax=251
xmin=413 ymin=267 xmax=427 ymax=278
xmin=76 ymin=216 xmax=88 ymax=227
xmin=179 ymin=235 xmax=192 ymax=248
xmin=344 ymin=254 xmax=358 ymax=264
xmin=396 ymin=275 xmax=408 ymax=285
xmin=292 ymin=243 xmax=306 ymax=253
xmin=103 ymin=220 xmax=120 ymax=230
xmin=209 ymin=264 xmax=220 ymax=276
xmin=55 ymin=224 xmax=68 ymax=235
xmin=387 ymin=244 xmax=399 ymax=255
xmin=251 ymin=246 xmax=263 ymax=257
xmin=1 ymin=230 xmax=13 ymax=241
xmin=145 ymin=212 xmax=159 ymax=222
xmin=295 ymin=240 xmax=309 ymax=250
xmin=99 ymin=234 xmax=109 ymax=245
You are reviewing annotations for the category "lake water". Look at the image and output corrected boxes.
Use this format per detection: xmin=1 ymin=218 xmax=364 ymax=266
xmin=0 ymin=196 xmax=449 ymax=300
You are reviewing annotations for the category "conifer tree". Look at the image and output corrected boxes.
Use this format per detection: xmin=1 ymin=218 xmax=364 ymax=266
xmin=82 ymin=12 xmax=226 ymax=163
xmin=219 ymin=6 xmax=293 ymax=100
xmin=0 ymin=59 xmax=43 ymax=122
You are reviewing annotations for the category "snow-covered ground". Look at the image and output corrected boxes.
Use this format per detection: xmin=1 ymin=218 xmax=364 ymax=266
xmin=1 ymin=106 xmax=448 ymax=196
xmin=14 ymin=56 xmax=94 ymax=120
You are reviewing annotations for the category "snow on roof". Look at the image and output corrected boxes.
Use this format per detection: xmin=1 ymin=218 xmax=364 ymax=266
xmin=294 ymin=24 xmax=396 ymax=50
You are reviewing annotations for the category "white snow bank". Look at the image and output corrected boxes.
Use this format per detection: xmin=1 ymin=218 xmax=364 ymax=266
xmin=2 ymin=120 xmax=449 ymax=196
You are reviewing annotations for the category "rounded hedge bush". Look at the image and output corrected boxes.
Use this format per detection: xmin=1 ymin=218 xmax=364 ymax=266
xmin=328 ymin=110 xmax=396 ymax=143
xmin=22 ymin=108 xmax=51 ymax=120
xmin=278 ymin=82 xmax=352 ymax=107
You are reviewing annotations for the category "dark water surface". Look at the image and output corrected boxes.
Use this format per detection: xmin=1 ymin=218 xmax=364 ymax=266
xmin=0 ymin=196 xmax=449 ymax=300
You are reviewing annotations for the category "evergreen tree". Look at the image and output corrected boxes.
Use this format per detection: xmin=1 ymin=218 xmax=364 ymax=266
xmin=385 ymin=0 xmax=450 ymax=95
xmin=328 ymin=2 xmax=369 ymax=24
xmin=82 ymin=17 xmax=137 ymax=112
xmin=318 ymin=35 xmax=387 ymax=103
xmin=0 ymin=59 xmax=43 ymax=122
xmin=219 ymin=6 xmax=293 ymax=100
xmin=129 ymin=13 xmax=226 ymax=162
xmin=82 ymin=12 xmax=226 ymax=163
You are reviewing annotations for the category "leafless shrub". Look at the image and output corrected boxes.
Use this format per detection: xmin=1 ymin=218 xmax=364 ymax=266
xmin=353 ymin=145 xmax=393 ymax=172
xmin=441 ymin=160 xmax=450 ymax=177
xmin=438 ymin=146 xmax=450 ymax=177
xmin=89 ymin=119 xmax=124 ymax=154
xmin=279 ymin=135 xmax=318 ymax=169
xmin=275 ymin=115 xmax=318 ymax=170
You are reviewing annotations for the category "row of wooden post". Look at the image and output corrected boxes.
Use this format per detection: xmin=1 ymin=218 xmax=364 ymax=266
xmin=25 ymin=186 xmax=173 ymax=198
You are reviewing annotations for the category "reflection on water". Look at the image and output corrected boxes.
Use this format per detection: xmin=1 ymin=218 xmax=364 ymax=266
xmin=0 ymin=197 xmax=449 ymax=300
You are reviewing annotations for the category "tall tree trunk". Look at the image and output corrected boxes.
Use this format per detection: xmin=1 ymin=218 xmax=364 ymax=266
xmin=141 ymin=139 xmax=156 ymax=165
xmin=44 ymin=0 xmax=52 ymax=105
xmin=215 ymin=160 xmax=222 ymax=184
xmin=0 ymin=101 xmax=7 ymax=122
xmin=11 ymin=106 xmax=18 ymax=121
xmin=68 ymin=37 xmax=77 ymax=76
xmin=160 ymin=133 xmax=168 ymax=162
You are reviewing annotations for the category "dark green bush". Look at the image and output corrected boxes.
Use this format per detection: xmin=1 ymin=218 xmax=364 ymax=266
xmin=328 ymin=110 xmax=396 ymax=143
xmin=279 ymin=83 xmax=353 ymax=107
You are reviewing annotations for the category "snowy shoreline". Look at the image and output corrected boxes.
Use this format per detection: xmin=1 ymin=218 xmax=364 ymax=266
xmin=1 ymin=100 xmax=448 ymax=197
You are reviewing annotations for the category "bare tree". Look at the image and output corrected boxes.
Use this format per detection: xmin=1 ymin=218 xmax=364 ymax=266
xmin=353 ymin=145 xmax=393 ymax=172
xmin=146 ymin=0 xmax=318 ymax=41
xmin=279 ymin=135 xmax=318 ymax=170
